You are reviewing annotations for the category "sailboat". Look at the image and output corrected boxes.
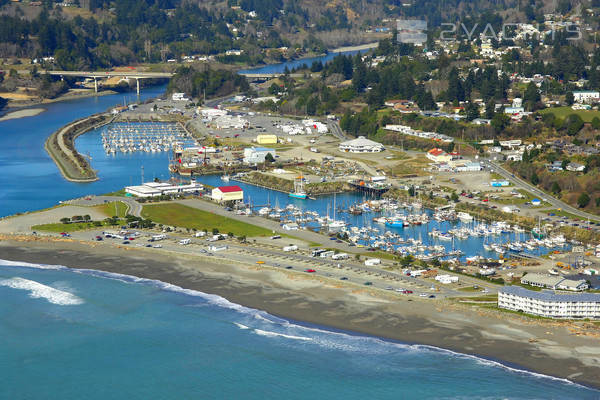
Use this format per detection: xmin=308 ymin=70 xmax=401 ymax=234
xmin=289 ymin=175 xmax=307 ymax=199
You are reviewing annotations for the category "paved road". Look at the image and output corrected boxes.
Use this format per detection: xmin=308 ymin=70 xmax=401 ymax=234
xmin=67 ymin=195 xmax=143 ymax=217
xmin=327 ymin=120 xmax=348 ymax=141
xmin=485 ymin=160 xmax=600 ymax=221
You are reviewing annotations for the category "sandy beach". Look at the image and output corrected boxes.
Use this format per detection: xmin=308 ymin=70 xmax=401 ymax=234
xmin=0 ymin=235 xmax=599 ymax=389
xmin=0 ymin=108 xmax=45 ymax=122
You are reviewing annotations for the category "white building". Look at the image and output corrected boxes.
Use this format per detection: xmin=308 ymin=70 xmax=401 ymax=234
xmin=521 ymin=273 xmax=589 ymax=291
xmin=573 ymin=91 xmax=600 ymax=104
xmin=172 ymin=93 xmax=190 ymax=101
xmin=243 ymin=147 xmax=276 ymax=163
xmin=498 ymin=286 xmax=600 ymax=319
xmin=435 ymin=274 xmax=459 ymax=284
xmin=125 ymin=181 xmax=203 ymax=198
xmin=339 ymin=136 xmax=384 ymax=153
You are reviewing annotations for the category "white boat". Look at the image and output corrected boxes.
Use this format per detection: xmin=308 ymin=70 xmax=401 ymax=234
xmin=221 ymin=175 xmax=230 ymax=182
xmin=457 ymin=212 xmax=473 ymax=222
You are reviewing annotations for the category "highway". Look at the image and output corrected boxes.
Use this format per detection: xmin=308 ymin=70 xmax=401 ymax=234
xmin=484 ymin=159 xmax=600 ymax=221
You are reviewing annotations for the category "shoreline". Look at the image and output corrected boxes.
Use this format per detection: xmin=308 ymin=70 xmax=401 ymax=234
xmin=1 ymin=236 xmax=599 ymax=390
xmin=0 ymin=108 xmax=46 ymax=122
xmin=5 ymin=90 xmax=118 ymax=112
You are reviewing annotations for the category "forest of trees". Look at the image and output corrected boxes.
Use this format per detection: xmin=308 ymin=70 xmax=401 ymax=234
xmin=167 ymin=66 xmax=249 ymax=100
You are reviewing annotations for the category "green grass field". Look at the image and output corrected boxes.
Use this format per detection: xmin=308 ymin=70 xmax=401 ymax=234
xmin=32 ymin=220 xmax=121 ymax=233
xmin=540 ymin=107 xmax=600 ymax=122
xmin=94 ymin=201 xmax=129 ymax=218
xmin=141 ymin=203 xmax=273 ymax=237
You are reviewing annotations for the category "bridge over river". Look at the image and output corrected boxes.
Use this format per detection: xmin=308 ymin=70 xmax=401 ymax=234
xmin=45 ymin=70 xmax=304 ymax=94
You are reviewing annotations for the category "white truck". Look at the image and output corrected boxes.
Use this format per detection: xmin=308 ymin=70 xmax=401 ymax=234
xmin=151 ymin=234 xmax=167 ymax=241
xmin=283 ymin=245 xmax=298 ymax=252
xmin=319 ymin=250 xmax=335 ymax=258
xmin=208 ymin=245 xmax=228 ymax=252
xmin=179 ymin=238 xmax=191 ymax=245
xmin=332 ymin=253 xmax=348 ymax=260
xmin=364 ymin=258 xmax=381 ymax=266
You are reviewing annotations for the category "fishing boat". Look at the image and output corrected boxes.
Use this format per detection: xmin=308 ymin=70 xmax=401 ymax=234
xmin=289 ymin=175 xmax=307 ymax=199
xmin=457 ymin=212 xmax=473 ymax=222
xmin=531 ymin=227 xmax=545 ymax=239
xmin=221 ymin=174 xmax=230 ymax=182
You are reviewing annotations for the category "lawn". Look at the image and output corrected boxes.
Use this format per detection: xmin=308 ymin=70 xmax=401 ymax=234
xmin=493 ymin=189 xmax=550 ymax=207
xmin=141 ymin=203 xmax=273 ymax=237
xmin=32 ymin=219 xmax=122 ymax=233
xmin=94 ymin=201 xmax=129 ymax=218
xmin=540 ymin=107 xmax=600 ymax=122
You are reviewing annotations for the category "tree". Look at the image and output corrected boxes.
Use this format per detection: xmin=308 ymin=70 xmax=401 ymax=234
xmin=523 ymin=82 xmax=540 ymax=110
xmin=565 ymin=91 xmax=574 ymax=106
xmin=264 ymin=152 xmax=275 ymax=163
xmin=551 ymin=182 xmax=561 ymax=194
xmin=592 ymin=117 xmax=600 ymax=130
xmin=564 ymin=114 xmax=584 ymax=136
xmin=60 ymin=217 xmax=71 ymax=224
xmin=465 ymin=102 xmax=479 ymax=121
xmin=491 ymin=113 xmax=510 ymax=132
xmin=577 ymin=192 xmax=591 ymax=208
xmin=212 ymin=228 xmax=219 ymax=234
xmin=531 ymin=172 xmax=539 ymax=186
xmin=561 ymin=159 xmax=569 ymax=170
xmin=83 ymin=214 xmax=91 ymax=221
xmin=485 ymin=101 xmax=495 ymax=119
xmin=0 ymin=96 xmax=7 ymax=111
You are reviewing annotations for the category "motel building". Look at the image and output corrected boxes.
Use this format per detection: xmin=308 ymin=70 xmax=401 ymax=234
xmin=498 ymin=286 xmax=600 ymax=319
xmin=211 ymin=185 xmax=244 ymax=203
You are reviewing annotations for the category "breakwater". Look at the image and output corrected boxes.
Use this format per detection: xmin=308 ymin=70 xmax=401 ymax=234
xmin=45 ymin=113 xmax=113 ymax=182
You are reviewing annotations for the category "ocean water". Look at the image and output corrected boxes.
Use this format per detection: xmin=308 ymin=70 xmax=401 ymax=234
xmin=0 ymin=260 xmax=597 ymax=399
xmin=0 ymin=86 xmax=167 ymax=217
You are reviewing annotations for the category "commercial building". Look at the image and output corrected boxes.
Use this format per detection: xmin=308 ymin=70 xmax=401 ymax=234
xmin=573 ymin=91 xmax=600 ymax=104
xmin=256 ymin=134 xmax=278 ymax=145
xmin=211 ymin=185 xmax=243 ymax=203
xmin=243 ymin=147 xmax=276 ymax=163
xmin=498 ymin=286 xmax=600 ymax=319
xmin=520 ymin=273 xmax=589 ymax=291
xmin=125 ymin=181 xmax=204 ymax=198
xmin=426 ymin=148 xmax=452 ymax=163
xmin=339 ymin=136 xmax=384 ymax=153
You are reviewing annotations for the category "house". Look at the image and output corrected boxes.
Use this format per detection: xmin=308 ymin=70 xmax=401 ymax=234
xmin=566 ymin=162 xmax=585 ymax=172
xmin=426 ymin=148 xmax=451 ymax=163
xmin=548 ymin=161 xmax=564 ymax=171
xmin=243 ymin=147 xmax=276 ymax=163
xmin=573 ymin=91 xmax=600 ymax=104
xmin=339 ymin=136 xmax=384 ymax=153
xmin=211 ymin=185 xmax=243 ymax=203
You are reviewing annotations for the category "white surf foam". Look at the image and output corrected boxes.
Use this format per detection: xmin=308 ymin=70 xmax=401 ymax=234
xmin=0 ymin=259 xmax=64 ymax=270
xmin=234 ymin=322 xmax=250 ymax=330
xmin=0 ymin=277 xmax=83 ymax=305
xmin=0 ymin=259 xmax=595 ymax=390
xmin=254 ymin=329 xmax=312 ymax=341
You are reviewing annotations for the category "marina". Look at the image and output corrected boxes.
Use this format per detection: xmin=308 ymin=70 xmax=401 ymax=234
xmin=193 ymin=175 xmax=572 ymax=262
xmin=101 ymin=122 xmax=196 ymax=155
